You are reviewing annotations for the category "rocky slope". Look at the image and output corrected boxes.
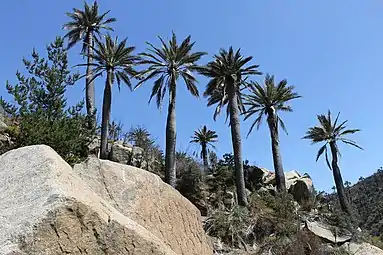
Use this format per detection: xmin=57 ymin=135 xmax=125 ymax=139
xmin=346 ymin=169 xmax=383 ymax=236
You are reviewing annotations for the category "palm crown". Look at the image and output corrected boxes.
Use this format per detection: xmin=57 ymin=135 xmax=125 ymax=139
xmin=135 ymin=32 xmax=206 ymax=108
xmin=243 ymin=74 xmax=301 ymax=136
xmin=199 ymin=47 xmax=262 ymax=120
xmin=63 ymin=1 xmax=116 ymax=51
xmin=190 ymin=125 xmax=218 ymax=148
xmin=303 ymin=111 xmax=362 ymax=169
xmin=86 ymin=35 xmax=140 ymax=89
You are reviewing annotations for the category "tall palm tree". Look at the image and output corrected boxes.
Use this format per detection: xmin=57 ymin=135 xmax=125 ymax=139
xmin=198 ymin=47 xmax=262 ymax=206
xmin=190 ymin=125 xmax=218 ymax=172
xmin=78 ymin=35 xmax=139 ymax=159
xmin=303 ymin=111 xmax=362 ymax=214
xmin=135 ymin=32 xmax=206 ymax=187
xmin=63 ymin=1 xmax=116 ymax=129
xmin=243 ymin=74 xmax=301 ymax=192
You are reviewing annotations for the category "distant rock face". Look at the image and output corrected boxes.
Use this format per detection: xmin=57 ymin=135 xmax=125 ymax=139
xmin=248 ymin=167 xmax=314 ymax=204
xmin=0 ymin=145 xmax=213 ymax=255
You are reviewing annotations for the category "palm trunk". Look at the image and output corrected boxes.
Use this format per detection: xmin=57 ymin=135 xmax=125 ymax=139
xmin=201 ymin=142 xmax=209 ymax=172
xmin=329 ymin=141 xmax=351 ymax=215
xmin=100 ymin=69 xmax=112 ymax=160
xmin=228 ymin=82 xmax=248 ymax=206
xmin=267 ymin=110 xmax=286 ymax=192
xmin=165 ymin=80 xmax=177 ymax=188
xmin=85 ymin=33 xmax=96 ymax=130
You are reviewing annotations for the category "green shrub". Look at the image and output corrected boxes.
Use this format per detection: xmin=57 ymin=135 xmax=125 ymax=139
xmin=0 ymin=37 xmax=93 ymax=165
xmin=204 ymin=205 xmax=255 ymax=248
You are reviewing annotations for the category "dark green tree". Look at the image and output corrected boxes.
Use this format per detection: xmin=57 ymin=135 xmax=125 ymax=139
xmin=190 ymin=125 xmax=218 ymax=172
xmin=0 ymin=37 xmax=92 ymax=164
xmin=78 ymin=35 xmax=140 ymax=159
xmin=198 ymin=47 xmax=262 ymax=206
xmin=303 ymin=111 xmax=362 ymax=214
xmin=136 ymin=32 xmax=206 ymax=187
xmin=243 ymin=74 xmax=301 ymax=192
xmin=63 ymin=1 xmax=116 ymax=129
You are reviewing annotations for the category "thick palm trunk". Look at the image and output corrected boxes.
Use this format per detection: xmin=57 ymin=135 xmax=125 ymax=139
xmin=85 ymin=33 xmax=96 ymax=130
xmin=201 ymin=142 xmax=209 ymax=172
xmin=329 ymin=141 xmax=351 ymax=215
xmin=100 ymin=70 xmax=112 ymax=160
xmin=267 ymin=110 xmax=286 ymax=192
xmin=165 ymin=83 xmax=177 ymax=188
xmin=228 ymin=82 xmax=248 ymax=206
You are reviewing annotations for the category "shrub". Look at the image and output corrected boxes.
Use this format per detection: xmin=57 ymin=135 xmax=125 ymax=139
xmin=204 ymin=205 xmax=255 ymax=248
xmin=0 ymin=37 xmax=93 ymax=165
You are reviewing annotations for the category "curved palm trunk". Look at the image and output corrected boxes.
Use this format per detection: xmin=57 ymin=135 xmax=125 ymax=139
xmin=100 ymin=69 xmax=112 ymax=159
xmin=329 ymin=141 xmax=351 ymax=215
xmin=85 ymin=33 xmax=96 ymax=130
xmin=228 ymin=82 xmax=248 ymax=206
xmin=165 ymin=82 xmax=177 ymax=188
xmin=267 ymin=110 xmax=286 ymax=192
xmin=201 ymin=142 xmax=209 ymax=172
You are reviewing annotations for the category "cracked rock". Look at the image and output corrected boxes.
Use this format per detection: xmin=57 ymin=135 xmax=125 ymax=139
xmin=0 ymin=145 xmax=213 ymax=255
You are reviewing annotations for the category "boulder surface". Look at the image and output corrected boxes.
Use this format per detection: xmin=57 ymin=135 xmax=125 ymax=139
xmin=0 ymin=145 xmax=213 ymax=255
xmin=341 ymin=242 xmax=383 ymax=255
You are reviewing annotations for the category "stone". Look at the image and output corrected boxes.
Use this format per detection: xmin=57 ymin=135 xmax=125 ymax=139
xmin=261 ymin=169 xmax=313 ymax=204
xmin=0 ymin=105 xmax=5 ymax=122
xmin=0 ymin=121 xmax=7 ymax=132
xmin=109 ymin=142 xmax=132 ymax=164
xmin=284 ymin=170 xmax=302 ymax=190
xmin=131 ymin=146 xmax=144 ymax=167
xmin=288 ymin=175 xmax=314 ymax=204
xmin=0 ymin=105 xmax=7 ymax=132
xmin=223 ymin=191 xmax=235 ymax=208
xmin=245 ymin=166 xmax=270 ymax=189
xmin=305 ymin=220 xmax=352 ymax=244
xmin=74 ymin=156 xmax=213 ymax=255
xmin=0 ymin=133 xmax=14 ymax=155
xmin=0 ymin=145 xmax=213 ymax=255
xmin=341 ymin=242 xmax=383 ymax=255
xmin=87 ymin=136 xmax=101 ymax=156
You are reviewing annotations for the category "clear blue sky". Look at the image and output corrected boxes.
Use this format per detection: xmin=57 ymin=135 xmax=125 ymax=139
xmin=1 ymin=0 xmax=382 ymax=192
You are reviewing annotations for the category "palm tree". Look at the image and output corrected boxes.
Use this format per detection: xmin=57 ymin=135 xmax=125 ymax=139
xmin=198 ymin=47 xmax=261 ymax=206
xmin=63 ymin=1 xmax=116 ymax=129
xmin=135 ymin=32 xmax=206 ymax=187
xmin=303 ymin=111 xmax=362 ymax=214
xmin=243 ymin=74 xmax=301 ymax=192
xmin=78 ymin=35 xmax=139 ymax=159
xmin=190 ymin=125 xmax=218 ymax=172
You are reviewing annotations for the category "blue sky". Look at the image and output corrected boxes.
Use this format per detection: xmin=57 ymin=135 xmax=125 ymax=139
xmin=1 ymin=0 xmax=382 ymax=192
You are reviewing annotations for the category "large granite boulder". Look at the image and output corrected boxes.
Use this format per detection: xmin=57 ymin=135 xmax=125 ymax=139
xmin=0 ymin=145 xmax=213 ymax=255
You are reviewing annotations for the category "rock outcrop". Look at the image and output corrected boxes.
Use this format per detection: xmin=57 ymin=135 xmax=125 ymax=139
xmin=0 ymin=145 xmax=213 ymax=255
xmin=247 ymin=167 xmax=314 ymax=204
xmin=305 ymin=220 xmax=352 ymax=244
xmin=88 ymin=138 xmax=151 ymax=171
xmin=0 ymin=105 xmax=7 ymax=133
xmin=341 ymin=242 xmax=383 ymax=255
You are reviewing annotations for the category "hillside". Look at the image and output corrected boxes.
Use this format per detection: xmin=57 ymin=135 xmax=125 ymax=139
xmin=347 ymin=169 xmax=383 ymax=236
